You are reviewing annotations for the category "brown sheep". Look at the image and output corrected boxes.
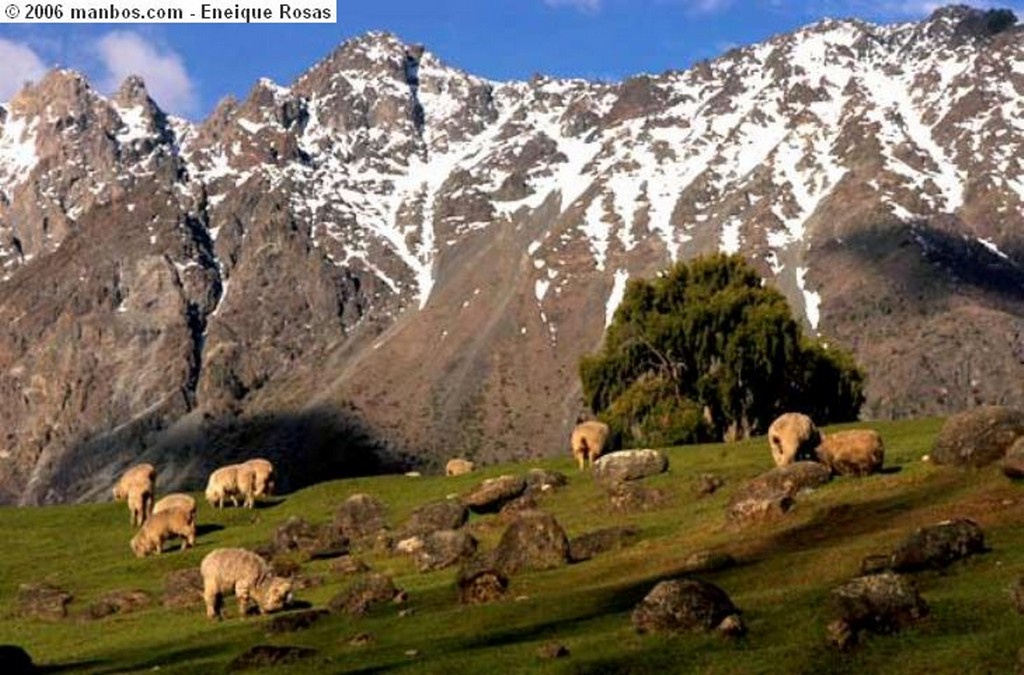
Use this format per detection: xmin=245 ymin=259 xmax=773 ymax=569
xmin=571 ymin=420 xmax=611 ymax=470
xmin=130 ymin=507 xmax=196 ymax=557
xmin=446 ymin=458 xmax=475 ymax=476
xmin=816 ymin=429 xmax=885 ymax=477
xmin=768 ymin=413 xmax=820 ymax=467
xmin=112 ymin=463 xmax=156 ymax=526
xmin=205 ymin=464 xmax=257 ymax=509
xmin=153 ymin=493 xmax=197 ymax=520
xmin=239 ymin=458 xmax=275 ymax=499
xmin=200 ymin=548 xmax=293 ymax=620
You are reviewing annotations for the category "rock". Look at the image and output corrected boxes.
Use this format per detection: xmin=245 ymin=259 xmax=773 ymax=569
xmin=401 ymin=499 xmax=468 ymax=538
xmin=679 ymin=550 xmax=736 ymax=574
xmin=16 ymin=583 xmax=73 ymax=620
xmin=889 ymin=518 xmax=985 ymax=571
xmin=265 ymin=609 xmax=330 ymax=635
xmin=592 ymin=449 xmax=669 ymax=483
xmin=328 ymin=573 xmax=402 ymax=616
xmin=394 ymin=536 xmax=424 ymax=555
xmin=331 ymin=555 xmax=370 ymax=576
xmin=84 ymin=589 xmax=151 ymax=620
xmin=498 ymin=494 xmax=538 ymax=522
xmin=569 ymin=526 xmax=640 ymax=562
xmin=537 ymin=643 xmax=570 ymax=659
xmin=0 ymin=645 xmax=35 ymax=675
xmin=491 ymin=511 xmax=570 ymax=575
xmin=931 ymin=405 xmax=1024 ymax=467
xmin=632 ymin=579 xmax=741 ymax=635
xmin=607 ymin=482 xmax=668 ymax=513
xmin=696 ymin=473 xmax=725 ymax=497
xmin=227 ymin=645 xmax=318 ymax=671
xmin=457 ymin=562 xmax=509 ymax=604
xmin=726 ymin=461 xmax=831 ymax=524
xmin=1004 ymin=437 xmax=1024 ymax=479
xmin=415 ymin=530 xmax=478 ymax=572
xmin=163 ymin=568 xmax=204 ymax=609
xmin=333 ymin=494 xmax=388 ymax=542
xmin=461 ymin=475 xmax=527 ymax=514
xmin=272 ymin=516 xmax=349 ymax=559
xmin=348 ymin=633 xmax=374 ymax=647
xmin=716 ymin=614 xmax=747 ymax=637
xmin=827 ymin=572 xmax=928 ymax=648
xmin=525 ymin=468 xmax=568 ymax=495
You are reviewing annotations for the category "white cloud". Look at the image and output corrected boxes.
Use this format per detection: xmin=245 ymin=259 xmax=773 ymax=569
xmin=687 ymin=0 xmax=735 ymax=14
xmin=95 ymin=31 xmax=197 ymax=115
xmin=0 ymin=39 xmax=47 ymax=103
xmin=544 ymin=0 xmax=601 ymax=12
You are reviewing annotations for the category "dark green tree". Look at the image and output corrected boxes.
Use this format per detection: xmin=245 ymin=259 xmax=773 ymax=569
xmin=580 ymin=254 xmax=865 ymax=447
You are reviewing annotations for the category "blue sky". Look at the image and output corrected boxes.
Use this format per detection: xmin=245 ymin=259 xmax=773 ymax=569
xmin=0 ymin=1 xmax=1018 ymax=119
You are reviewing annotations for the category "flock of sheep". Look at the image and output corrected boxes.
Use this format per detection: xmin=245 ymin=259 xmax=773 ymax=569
xmin=111 ymin=457 xmax=293 ymax=620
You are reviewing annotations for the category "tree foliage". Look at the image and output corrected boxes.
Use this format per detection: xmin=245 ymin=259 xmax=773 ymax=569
xmin=580 ymin=254 xmax=865 ymax=447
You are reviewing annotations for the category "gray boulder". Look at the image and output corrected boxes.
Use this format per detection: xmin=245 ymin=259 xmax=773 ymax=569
xmin=333 ymin=494 xmax=388 ymax=542
xmin=415 ymin=530 xmax=478 ymax=572
xmin=932 ymin=405 xmax=1024 ymax=468
xmin=632 ymin=579 xmax=743 ymax=636
xmin=462 ymin=475 xmax=527 ymax=514
xmin=593 ymin=449 xmax=669 ymax=483
xmin=726 ymin=461 xmax=831 ymax=524
xmin=889 ymin=518 xmax=985 ymax=571
xmin=827 ymin=572 xmax=928 ymax=649
xmin=491 ymin=510 xmax=570 ymax=575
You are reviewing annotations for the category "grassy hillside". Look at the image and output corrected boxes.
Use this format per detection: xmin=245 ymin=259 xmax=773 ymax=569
xmin=2 ymin=418 xmax=1024 ymax=674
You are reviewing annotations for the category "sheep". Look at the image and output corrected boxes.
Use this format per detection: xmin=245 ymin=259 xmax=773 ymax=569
xmin=767 ymin=413 xmax=821 ymax=467
xmin=205 ymin=464 xmax=257 ymax=509
xmin=815 ymin=429 xmax=885 ymax=477
xmin=200 ymin=548 xmax=293 ymax=620
xmin=446 ymin=458 xmax=475 ymax=476
xmin=112 ymin=463 xmax=156 ymax=526
xmin=153 ymin=493 xmax=197 ymax=521
xmin=571 ymin=420 xmax=611 ymax=470
xmin=239 ymin=458 xmax=275 ymax=499
xmin=130 ymin=507 xmax=196 ymax=557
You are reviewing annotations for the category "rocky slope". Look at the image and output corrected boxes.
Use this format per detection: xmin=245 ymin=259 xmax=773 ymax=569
xmin=0 ymin=5 xmax=1022 ymax=503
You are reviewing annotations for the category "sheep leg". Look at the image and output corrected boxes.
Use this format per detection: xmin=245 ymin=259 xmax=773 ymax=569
xmin=236 ymin=582 xmax=252 ymax=618
xmin=204 ymin=585 xmax=222 ymax=620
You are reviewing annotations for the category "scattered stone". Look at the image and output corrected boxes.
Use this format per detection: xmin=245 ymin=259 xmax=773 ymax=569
xmin=607 ymin=482 xmax=668 ymax=513
xmin=498 ymin=494 xmax=538 ymax=522
xmin=328 ymin=573 xmax=402 ymax=616
xmin=265 ymin=609 xmax=330 ymax=635
xmin=537 ymin=643 xmax=570 ymax=659
xmin=457 ymin=563 xmax=509 ymax=604
xmin=415 ymin=530 xmax=478 ymax=572
xmin=491 ymin=511 xmax=570 ymax=575
xmin=632 ymin=579 xmax=741 ymax=635
xmin=348 ymin=633 xmax=374 ymax=647
xmin=593 ymin=449 xmax=669 ymax=483
xmin=163 ymin=568 xmax=203 ymax=609
xmin=0 ymin=645 xmax=35 ymax=675
xmin=525 ymin=468 xmax=568 ymax=495
xmin=84 ymin=589 xmax=151 ymax=620
xmin=401 ymin=499 xmax=468 ymax=538
xmin=16 ymin=583 xmax=73 ymax=621
xmin=679 ymin=550 xmax=736 ymax=574
xmin=931 ymin=405 xmax=1024 ymax=468
xmin=827 ymin=572 xmax=928 ymax=649
xmin=1004 ymin=437 xmax=1024 ymax=479
xmin=461 ymin=475 xmax=527 ymax=514
xmin=726 ymin=461 xmax=831 ymax=524
xmin=889 ymin=518 xmax=985 ymax=571
xmin=569 ymin=526 xmax=640 ymax=562
xmin=716 ymin=614 xmax=747 ymax=637
xmin=333 ymin=494 xmax=389 ymax=542
xmin=394 ymin=536 xmax=424 ymax=555
xmin=696 ymin=473 xmax=725 ymax=497
xmin=227 ymin=645 xmax=317 ymax=671
xmin=398 ymin=608 xmax=415 ymax=618
xmin=272 ymin=516 xmax=349 ymax=560
xmin=331 ymin=555 xmax=370 ymax=577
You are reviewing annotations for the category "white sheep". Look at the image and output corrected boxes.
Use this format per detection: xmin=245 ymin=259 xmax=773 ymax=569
xmin=205 ymin=464 xmax=257 ymax=509
xmin=571 ymin=421 xmax=610 ymax=470
xmin=130 ymin=507 xmax=196 ymax=557
xmin=153 ymin=493 xmax=197 ymax=520
xmin=112 ymin=463 xmax=156 ymax=526
xmin=239 ymin=458 xmax=275 ymax=499
xmin=200 ymin=548 xmax=293 ymax=620
xmin=446 ymin=458 xmax=475 ymax=476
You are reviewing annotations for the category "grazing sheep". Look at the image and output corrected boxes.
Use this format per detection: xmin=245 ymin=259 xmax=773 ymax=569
xmin=153 ymin=493 xmax=197 ymax=520
xmin=446 ymin=458 xmax=476 ymax=476
xmin=816 ymin=429 xmax=885 ymax=477
xmin=768 ymin=413 xmax=820 ymax=467
xmin=205 ymin=464 xmax=257 ymax=509
xmin=239 ymin=458 xmax=275 ymax=499
xmin=200 ymin=548 xmax=293 ymax=620
xmin=130 ymin=507 xmax=196 ymax=557
xmin=112 ymin=463 xmax=156 ymax=527
xmin=571 ymin=421 xmax=611 ymax=470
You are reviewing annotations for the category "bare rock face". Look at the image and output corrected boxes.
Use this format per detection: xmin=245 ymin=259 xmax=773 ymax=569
xmin=932 ymin=406 xmax=1024 ymax=467
xmin=632 ymin=579 xmax=743 ymax=636
xmin=592 ymin=449 xmax=669 ymax=483
xmin=827 ymin=572 xmax=928 ymax=649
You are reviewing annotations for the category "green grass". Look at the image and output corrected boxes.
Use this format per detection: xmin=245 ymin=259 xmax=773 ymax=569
xmin=3 ymin=417 xmax=1024 ymax=674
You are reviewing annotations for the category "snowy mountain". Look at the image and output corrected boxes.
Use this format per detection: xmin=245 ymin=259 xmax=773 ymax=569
xmin=0 ymin=5 xmax=1022 ymax=503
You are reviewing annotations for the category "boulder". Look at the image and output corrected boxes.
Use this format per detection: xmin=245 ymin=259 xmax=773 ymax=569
xmin=0 ymin=645 xmax=35 ymax=675
xmin=401 ymin=499 xmax=468 ymax=538
xmin=593 ymin=449 xmax=669 ymax=483
xmin=456 ymin=562 xmax=509 ymax=604
xmin=569 ymin=526 xmax=640 ymax=562
xmin=491 ymin=511 xmax=570 ymax=575
xmin=227 ymin=645 xmax=317 ymax=671
xmin=331 ymin=555 xmax=370 ymax=577
xmin=889 ymin=518 xmax=985 ymax=571
xmin=525 ymin=468 xmax=568 ymax=495
xmin=461 ymin=475 xmax=526 ymax=514
xmin=1004 ymin=437 xmax=1024 ymax=479
xmin=16 ymin=583 xmax=72 ymax=621
xmin=272 ymin=516 xmax=349 ymax=559
xmin=328 ymin=573 xmax=403 ymax=616
xmin=333 ymin=494 xmax=388 ymax=541
xmin=827 ymin=572 xmax=928 ymax=649
xmin=631 ymin=579 xmax=743 ymax=636
xmin=498 ymin=494 xmax=539 ymax=522
xmin=84 ymin=589 xmax=151 ymax=620
xmin=607 ymin=482 xmax=668 ymax=513
xmin=931 ymin=405 xmax=1024 ymax=467
xmin=265 ymin=609 xmax=330 ymax=635
xmin=696 ymin=473 xmax=725 ymax=497
xmin=679 ymin=550 xmax=737 ymax=574
xmin=415 ymin=530 xmax=478 ymax=572
xmin=163 ymin=568 xmax=204 ymax=609
xmin=726 ymin=461 xmax=831 ymax=524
